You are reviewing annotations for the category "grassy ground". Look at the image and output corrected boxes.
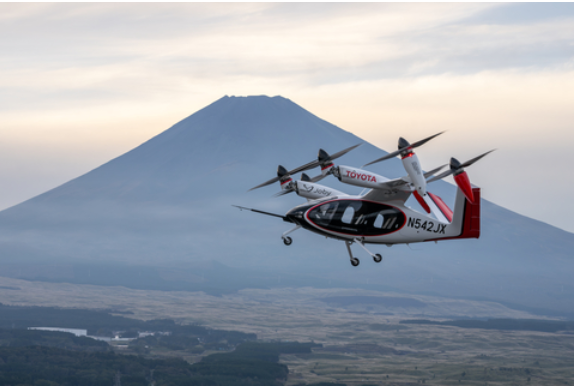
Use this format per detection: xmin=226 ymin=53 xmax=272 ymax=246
xmin=0 ymin=276 xmax=572 ymax=385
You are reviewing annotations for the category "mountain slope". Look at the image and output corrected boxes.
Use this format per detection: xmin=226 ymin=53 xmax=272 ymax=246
xmin=0 ymin=95 xmax=572 ymax=318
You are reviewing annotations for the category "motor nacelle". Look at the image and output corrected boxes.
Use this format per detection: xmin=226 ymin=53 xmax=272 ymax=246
xmin=318 ymin=148 xmax=335 ymax=176
xmin=337 ymin=166 xmax=391 ymax=189
xmin=277 ymin=165 xmax=294 ymax=191
xmin=294 ymin=180 xmax=344 ymax=200
xmin=401 ymin=152 xmax=427 ymax=197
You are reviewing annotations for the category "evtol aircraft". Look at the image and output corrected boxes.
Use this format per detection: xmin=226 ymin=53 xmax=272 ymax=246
xmin=235 ymin=133 xmax=494 ymax=266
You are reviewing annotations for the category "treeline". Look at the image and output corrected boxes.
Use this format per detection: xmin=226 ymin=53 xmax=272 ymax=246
xmin=187 ymin=342 xmax=320 ymax=385
xmin=400 ymin=318 xmax=573 ymax=333
xmin=0 ymin=339 xmax=320 ymax=385
xmin=129 ymin=333 xmax=204 ymax=353
xmin=0 ymin=328 xmax=108 ymax=352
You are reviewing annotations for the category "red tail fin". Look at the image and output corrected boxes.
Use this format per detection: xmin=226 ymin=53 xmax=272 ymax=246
xmin=426 ymin=187 xmax=480 ymax=241
xmin=460 ymin=187 xmax=480 ymax=238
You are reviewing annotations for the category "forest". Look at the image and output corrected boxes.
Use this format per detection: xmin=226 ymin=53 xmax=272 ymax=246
xmin=0 ymin=304 xmax=322 ymax=385
xmin=0 ymin=333 xmax=319 ymax=385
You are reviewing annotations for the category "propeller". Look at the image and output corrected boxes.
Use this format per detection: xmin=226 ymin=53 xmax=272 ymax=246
xmin=423 ymin=164 xmax=447 ymax=179
xmin=427 ymin=149 xmax=495 ymax=203
xmin=301 ymin=172 xmax=326 ymax=183
xmin=427 ymin=150 xmax=495 ymax=184
xmin=272 ymin=172 xmax=321 ymax=197
xmin=249 ymin=143 xmax=361 ymax=191
xmin=249 ymin=164 xmax=305 ymax=191
xmin=362 ymin=132 xmax=444 ymax=167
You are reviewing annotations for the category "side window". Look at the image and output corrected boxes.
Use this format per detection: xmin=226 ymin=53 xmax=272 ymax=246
xmin=379 ymin=209 xmax=399 ymax=230
xmin=382 ymin=216 xmax=398 ymax=230
xmin=374 ymin=213 xmax=384 ymax=228
xmin=341 ymin=206 xmax=355 ymax=224
xmin=340 ymin=201 xmax=363 ymax=224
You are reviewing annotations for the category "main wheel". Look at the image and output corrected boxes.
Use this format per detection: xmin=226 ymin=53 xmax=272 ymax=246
xmin=350 ymin=257 xmax=360 ymax=267
xmin=373 ymin=254 xmax=382 ymax=263
xmin=283 ymin=237 xmax=292 ymax=246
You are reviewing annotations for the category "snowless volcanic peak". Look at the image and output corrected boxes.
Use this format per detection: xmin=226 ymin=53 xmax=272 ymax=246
xmin=5 ymin=95 xmax=394 ymax=206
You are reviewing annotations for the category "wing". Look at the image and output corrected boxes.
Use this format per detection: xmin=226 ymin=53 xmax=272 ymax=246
xmin=358 ymin=164 xmax=448 ymax=204
xmin=360 ymin=176 xmax=413 ymax=203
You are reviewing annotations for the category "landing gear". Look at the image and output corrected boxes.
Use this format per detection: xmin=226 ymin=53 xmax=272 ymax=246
xmin=281 ymin=225 xmax=300 ymax=246
xmin=345 ymin=241 xmax=360 ymax=267
xmin=345 ymin=239 xmax=383 ymax=265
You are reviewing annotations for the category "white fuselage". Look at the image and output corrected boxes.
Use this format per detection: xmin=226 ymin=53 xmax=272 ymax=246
xmin=285 ymin=189 xmax=468 ymax=245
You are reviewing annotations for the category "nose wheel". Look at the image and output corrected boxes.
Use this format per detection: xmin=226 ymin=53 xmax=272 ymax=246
xmin=350 ymin=257 xmax=360 ymax=267
xmin=281 ymin=225 xmax=301 ymax=246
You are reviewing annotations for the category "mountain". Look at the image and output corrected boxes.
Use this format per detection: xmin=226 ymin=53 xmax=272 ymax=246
xmin=0 ymin=96 xmax=572 ymax=318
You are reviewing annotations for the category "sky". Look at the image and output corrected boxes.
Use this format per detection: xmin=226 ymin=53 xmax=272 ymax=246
xmin=0 ymin=2 xmax=573 ymax=232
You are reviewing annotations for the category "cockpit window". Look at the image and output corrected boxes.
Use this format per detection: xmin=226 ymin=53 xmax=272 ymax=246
xmin=311 ymin=202 xmax=338 ymax=226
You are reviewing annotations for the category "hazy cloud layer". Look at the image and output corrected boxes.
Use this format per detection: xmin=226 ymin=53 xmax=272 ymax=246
xmin=0 ymin=3 xmax=573 ymax=231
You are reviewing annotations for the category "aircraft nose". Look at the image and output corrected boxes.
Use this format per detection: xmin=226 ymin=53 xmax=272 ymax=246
xmin=286 ymin=209 xmax=304 ymax=220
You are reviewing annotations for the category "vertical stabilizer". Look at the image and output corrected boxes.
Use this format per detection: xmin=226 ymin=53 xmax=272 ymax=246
xmin=426 ymin=187 xmax=480 ymax=241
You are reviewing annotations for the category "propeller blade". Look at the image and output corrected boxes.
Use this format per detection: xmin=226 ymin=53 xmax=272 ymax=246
xmin=426 ymin=169 xmax=453 ymax=183
xmin=328 ymin=143 xmax=362 ymax=161
xmin=362 ymin=132 xmax=444 ymax=167
xmin=249 ymin=176 xmax=281 ymax=191
xmin=250 ymin=144 xmax=361 ymax=191
xmin=301 ymin=173 xmax=326 ymax=183
xmin=250 ymin=162 xmax=316 ymax=191
xmin=287 ymin=160 xmax=321 ymax=175
xmin=423 ymin=164 xmax=447 ymax=179
xmin=410 ymin=131 xmax=444 ymax=149
xmin=273 ymin=189 xmax=294 ymax=197
xmin=309 ymin=174 xmax=327 ymax=183
xmin=460 ymin=149 xmax=496 ymax=168
xmin=361 ymin=150 xmax=402 ymax=167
